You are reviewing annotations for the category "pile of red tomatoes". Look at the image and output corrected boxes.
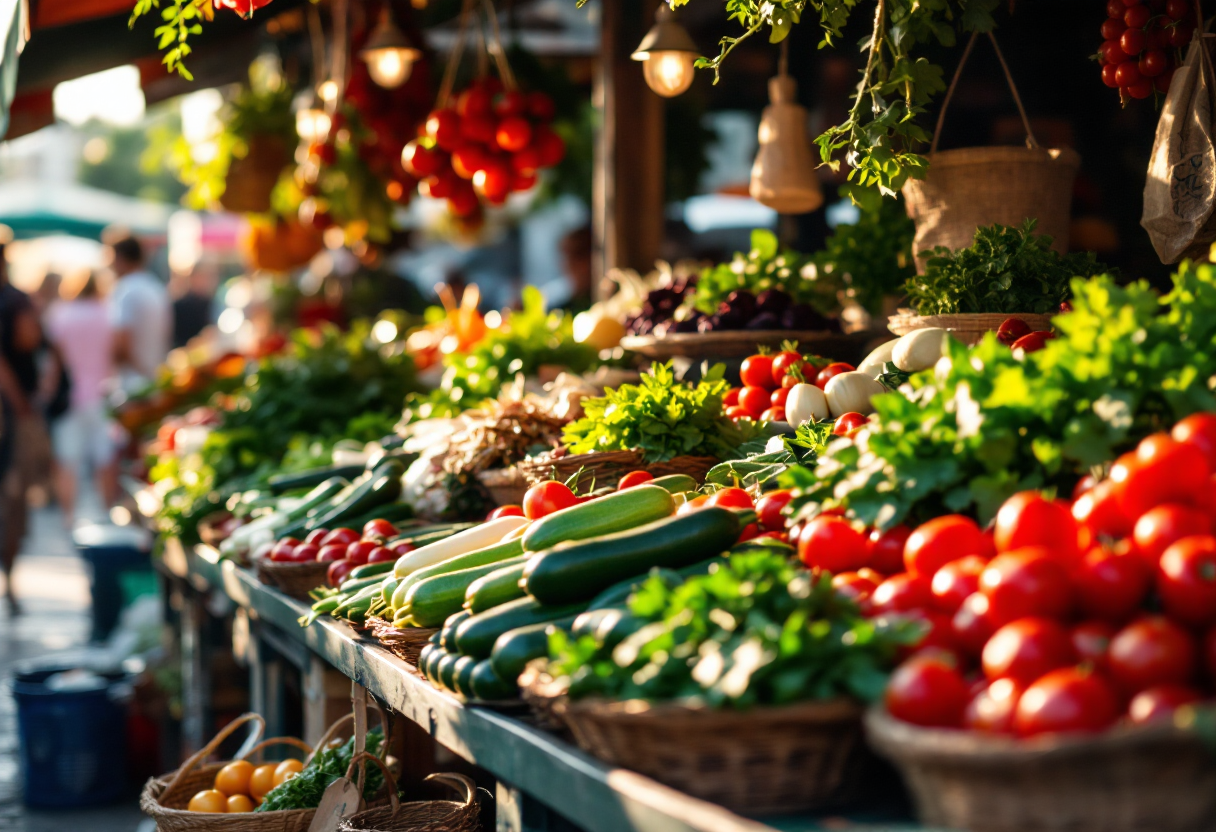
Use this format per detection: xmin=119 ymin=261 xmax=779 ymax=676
xmin=1098 ymin=0 xmax=1195 ymax=100
xmin=402 ymin=77 xmax=566 ymax=220
xmin=791 ymin=413 xmax=1216 ymax=738
xmin=724 ymin=349 xmax=853 ymax=423
xmin=263 ymin=519 xmax=412 ymax=588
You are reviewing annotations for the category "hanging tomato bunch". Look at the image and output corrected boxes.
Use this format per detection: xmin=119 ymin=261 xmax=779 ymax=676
xmin=401 ymin=76 xmax=566 ymax=221
xmin=1097 ymin=0 xmax=1196 ymax=101
xmin=213 ymin=0 xmax=273 ymax=16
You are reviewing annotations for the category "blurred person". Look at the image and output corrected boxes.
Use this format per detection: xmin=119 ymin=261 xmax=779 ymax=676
xmin=171 ymin=265 xmax=217 ymax=348
xmin=45 ymin=270 xmax=117 ymax=525
xmin=104 ymin=233 xmax=170 ymax=391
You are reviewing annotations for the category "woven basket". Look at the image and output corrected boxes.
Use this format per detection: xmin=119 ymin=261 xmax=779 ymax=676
xmin=256 ymin=555 xmax=330 ymax=601
xmin=517 ymin=450 xmax=719 ymax=493
xmin=866 ymin=708 xmax=1216 ymax=832
xmin=887 ymin=311 xmax=1054 ymax=346
xmin=549 ymin=696 xmax=866 ymax=815
xmin=220 ymin=135 xmax=288 ymax=214
xmin=475 ymin=468 xmax=528 ymax=508
xmin=366 ymin=616 xmax=438 ymax=667
xmin=338 ymin=755 xmax=480 ymax=832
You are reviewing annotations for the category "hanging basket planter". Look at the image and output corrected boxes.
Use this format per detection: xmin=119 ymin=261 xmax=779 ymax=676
xmin=220 ymin=134 xmax=289 ymax=214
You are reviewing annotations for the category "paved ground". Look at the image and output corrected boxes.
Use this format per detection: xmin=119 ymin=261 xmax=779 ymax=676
xmin=0 ymin=503 xmax=152 ymax=832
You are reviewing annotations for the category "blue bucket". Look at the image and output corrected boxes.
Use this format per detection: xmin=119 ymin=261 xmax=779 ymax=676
xmin=10 ymin=663 xmax=132 ymax=808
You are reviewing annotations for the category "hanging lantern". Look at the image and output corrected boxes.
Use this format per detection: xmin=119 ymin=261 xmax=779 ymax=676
xmin=360 ymin=6 xmax=423 ymax=89
xmin=631 ymin=5 xmax=698 ymax=98
xmin=749 ymin=74 xmax=823 ymax=214
xmin=296 ymin=105 xmax=332 ymax=144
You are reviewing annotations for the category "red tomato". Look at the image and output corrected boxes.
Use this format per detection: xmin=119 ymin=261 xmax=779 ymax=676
xmin=389 ymin=541 xmax=415 ymax=557
xmin=1100 ymin=17 xmax=1127 ymax=40
xmin=450 ymin=144 xmax=488 ymax=179
xmin=402 ymin=140 xmax=443 ymax=177
xmin=362 ymin=519 xmax=397 ymax=541
xmin=740 ymin=354 xmax=776 ymax=390
xmin=1111 ymin=434 xmax=1211 ymax=522
xmin=1071 ymin=620 xmax=1116 ymax=670
xmin=526 ymin=91 xmax=556 ymax=120
xmin=723 ymin=388 xmax=741 ymax=408
xmin=327 ymin=559 xmax=357 ymax=588
xmin=770 ymin=388 xmax=790 ymax=409
xmin=495 ymin=116 xmax=533 ymax=153
xmin=798 ymin=515 xmax=871 ymax=573
xmin=832 ymin=412 xmax=867 ymax=436
xmin=904 ymin=609 xmax=958 ymax=654
xmin=1072 ymin=480 xmax=1133 ymax=543
xmin=1106 ymin=0 xmax=1124 ymax=16
xmin=1157 ymin=535 xmax=1216 ymax=627
xmin=868 ymin=525 xmax=912 ymax=575
xmin=425 ymin=109 xmax=463 ymax=151
xmin=904 ymin=516 xmax=989 ymax=579
xmin=494 ymin=90 xmax=527 ymax=117
xmin=316 ymin=544 xmax=347 ymax=563
xmin=617 ymin=471 xmax=655 ymax=490
xmin=726 ymin=406 xmax=753 ymax=421
xmin=781 ymin=374 xmax=800 ymax=390
xmin=1120 ymin=27 xmax=1147 ymax=56
xmin=931 ymin=556 xmax=987 ymax=614
xmin=737 ymin=523 xmax=761 ymax=542
xmin=304 ymin=529 xmax=330 ymax=546
xmin=994 ymin=492 xmax=1079 ymax=563
xmin=885 ymin=655 xmax=970 ymax=727
xmin=677 ymin=495 xmax=709 ymax=516
xmin=979 ymin=547 xmax=1074 ymax=621
xmin=488 ymin=505 xmax=525 ymax=520
xmin=1013 ymin=668 xmax=1119 ymax=737
xmin=1172 ymin=412 xmax=1216 ymax=470
xmin=832 ymin=571 xmax=879 ymax=608
xmin=1108 ymin=616 xmax=1197 ymax=695
xmin=1166 ymin=0 xmax=1192 ymax=19
xmin=1075 ymin=547 xmax=1149 ymax=622
xmin=269 ymin=538 xmax=302 ymax=562
xmin=1128 ymin=684 xmax=1201 ymax=724
xmin=756 ymin=490 xmax=794 ymax=532
xmin=871 ymin=574 xmax=934 ymax=614
xmin=1204 ymin=625 xmax=1216 ymax=681
xmin=1011 ymin=331 xmax=1055 ymax=353
xmin=760 ymin=407 xmax=787 ymax=422
xmin=963 ymin=677 xmax=1025 ymax=734
xmin=814 ymin=362 xmax=855 ymax=390
xmin=770 ymin=351 xmax=811 ymax=387
xmin=320 ymin=528 xmax=359 ymax=548
xmin=982 ymin=617 xmax=1076 ymax=684
xmin=706 ymin=487 xmax=754 ymax=509
xmin=291 ymin=543 xmax=319 ymax=563
xmin=345 ymin=541 xmax=376 ymax=566
xmin=366 ymin=546 xmax=395 ymax=564
xmin=1124 ymin=3 xmax=1151 ymax=28
xmin=738 ymin=386 xmax=772 ymax=418
xmin=1133 ymin=504 xmax=1211 ymax=568
xmin=953 ymin=592 xmax=999 ymax=656
xmin=524 ymin=481 xmax=578 ymax=519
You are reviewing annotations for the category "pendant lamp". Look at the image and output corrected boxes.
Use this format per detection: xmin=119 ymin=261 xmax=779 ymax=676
xmin=749 ymin=60 xmax=823 ymax=214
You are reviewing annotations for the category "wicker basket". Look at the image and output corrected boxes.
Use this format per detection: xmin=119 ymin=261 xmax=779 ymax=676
xmin=887 ymin=311 xmax=1055 ymax=346
xmin=475 ymin=468 xmax=529 ymax=507
xmin=338 ymin=755 xmax=480 ymax=832
xmin=516 ymin=450 xmax=719 ymax=493
xmin=866 ymin=708 xmax=1216 ymax=832
xmin=548 ymin=696 xmax=866 ymax=815
xmin=220 ymin=135 xmax=288 ymax=214
xmin=366 ymin=616 xmax=438 ymax=667
xmin=256 ymin=555 xmax=331 ymax=601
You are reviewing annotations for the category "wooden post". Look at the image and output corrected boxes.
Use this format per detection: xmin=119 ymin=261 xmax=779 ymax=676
xmin=594 ymin=0 xmax=666 ymax=287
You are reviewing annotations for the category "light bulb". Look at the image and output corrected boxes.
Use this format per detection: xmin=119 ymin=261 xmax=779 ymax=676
xmin=364 ymin=48 xmax=416 ymax=89
xmin=642 ymin=51 xmax=695 ymax=98
xmin=296 ymin=108 xmax=331 ymax=143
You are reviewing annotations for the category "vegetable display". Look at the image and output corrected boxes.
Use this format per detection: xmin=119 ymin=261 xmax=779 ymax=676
xmin=255 ymin=728 xmax=386 ymax=812
xmin=1096 ymin=0 xmax=1195 ymax=101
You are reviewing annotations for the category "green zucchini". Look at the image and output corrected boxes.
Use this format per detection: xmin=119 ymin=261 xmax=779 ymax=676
xmin=489 ymin=616 xmax=578 ymax=682
xmin=275 ymin=478 xmax=355 ymax=537
xmin=469 ymin=660 xmax=518 ymax=701
xmin=440 ymin=609 xmax=473 ymax=651
xmin=423 ymin=647 xmax=447 ymax=685
xmin=523 ymin=508 xmax=740 ymax=606
xmin=418 ymin=643 xmax=436 ymax=670
xmin=308 ymin=459 xmax=406 ymax=531
xmin=395 ymin=538 xmax=525 ymax=603
xmin=464 ymin=561 xmax=528 ymax=613
xmin=347 ymin=562 xmax=393 ymax=581
xmin=451 ymin=656 xmax=478 ymax=697
xmin=381 ymin=577 xmax=400 ymax=606
xmin=436 ymin=652 xmax=462 ymax=690
xmin=649 ymin=474 xmax=698 ymax=494
xmin=334 ymin=575 xmax=388 ymax=596
xmin=522 ymin=485 xmax=675 ymax=553
xmin=405 ymin=556 xmax=528 ymax=628
xmin=454 ymin=597 xmax=588 ymax=659
xmin=269 ymin=465 xmax=364 ymax=495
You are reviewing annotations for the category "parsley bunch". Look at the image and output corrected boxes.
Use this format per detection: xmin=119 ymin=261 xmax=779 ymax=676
xmin=255 ymin=727 xmax=386 ymax=812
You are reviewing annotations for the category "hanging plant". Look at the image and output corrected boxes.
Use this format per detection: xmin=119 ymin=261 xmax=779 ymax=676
xmin=130 ymin=0 xmax=274 ymax=79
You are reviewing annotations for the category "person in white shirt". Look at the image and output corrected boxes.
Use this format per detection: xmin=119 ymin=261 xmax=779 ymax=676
xmin=104 ymin=234 xmax=170 ymax=392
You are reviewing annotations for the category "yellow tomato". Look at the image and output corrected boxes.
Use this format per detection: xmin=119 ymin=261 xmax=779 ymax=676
xmin=213 ymin=760 xmax=254 ymax=796
xmin=187 ymin=789 xmax=229 ymax=813
xmin=249 ymin=764 xmax=278 ymax=799
xmin=273 ymin=758 xmax=304 ymax=786
xmin=226 ymin=794 xmax=255 ymax=813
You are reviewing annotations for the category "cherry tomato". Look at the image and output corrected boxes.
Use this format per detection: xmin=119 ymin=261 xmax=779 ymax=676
xmin=980 ymin=547 xmax=1074 ymax=622
xmin=402 ymin=140 xmax=442 ymax=177
xmin=524 ymin=481 xmax=578 ymax=519
xmin=798 ymin=515 xmax=870 ymax=573
xmin=494 ymin=90 xmax=527 ymax=118
xmin=1011 ymin=331 xmax=1056 ymax=353
xmin=832 ymin=571 xmax=879 ymax=608
xmin=756 ymin=490 xmax=794 ymax=532
xmin=706 ymin=487 xmax=754 ymax=509
xmin=456 ymin=86 xmax=493 ymax=118
xmin=425 ymin=109 xmax=463 ymax=152
xmin=781 ymin=374 xmax=800 ymax=390
xmin=1115 ymin=60 xmax=1143 ymax=87
xmin=534 ymin=128 xmax=566 ymax=167
xmin=495 ymin=116 xmax=533 ymax=153
xmin=1128 ymin=684 xmax=1201 ymax=724
xmin=770 ymin=387 xmax=790 ymax=409
xmin=292 ymin=543 xmax=320 ymax=562
xmin=760 ymin=407 xmax=786 ymax=422
xmin=1101 ymin=17 xmax=1127 ymax=40
xmin=1166 ymin=0 xmax=1191 ymax=18
xmin=345 ymin=540 xmax=376 ymax=566
xmin=320 ymin=528 xmax=359 ymax=548
xmin=982 ymin=617 xmax=1076 ymax=685
xmin=327 ymin=559 xmax=357 ymax=588
xmin=488 ymin=505 xmax=525 ymax=520
xmin=316 ymin=544 xmax=347 ymax=563
xmin=366 ymin=546 xmax=395 ymax=564
xmin=1107 ymin=0 xmax=1127 ymax=15
xmin=904 ymin=515 xmax=990 ymax=579
xmin=1112 ymin=434 xmax=1211 ymax=522
xmin=617 ymin=471 xmax=655 ymax=490
xmin=770 ymin=351 xmax=811 ymax=387
xmin=1072 ymin=480 xmax=1132 ymax=543
xmin=995 ymin=317 xmax=1032 ymax=345
xmin=526 ymin=91 xmax=556 ymax=120
xmin=963 ymin=677 xmax=1025 ymax=734
xmin=1124 ymin=4 xmax=1151 ymax=28
xmin=994 ymin=491 xmax=1080 ymax=564
xmin=1104 ymin=40 xmax=1131 ymax=65
xmin=304 ymin=529 xmax=330 ymax=546
xmin=867 ymin=525 xmax=912 ymax=575
xmin=269 ymin=537 xmax=302 ymax=562
xmin=1071 ymin=620 xmax=1116 ymax=670
xmin=1075 ymin=546 xmax=1150 ymax=622
xmin=1157 ymin=535 xmax=1216 ymax=627
xmin=814 ymin=362 xmax=855 ymax=390
xmin=931 ymin=556 xmax=987 ymax=614
xmin=363 ymin=519 xmax=397 ymax=541
xmin=677 ymin=494 xmax=709 ymax=516
xmin=885 ymin=655 xmax=970 ymax=727
xmin=1013 ymin=667 xmax=1119 ymax=738
xmin=832 ymin=412 xmax=867 ymax=436
xmin=1133 ymin=503 xmax=1211 ymax=568
xmin=1172 ymin=412 xmax=1216 ymax=470
xmin=738 ymin=386 xmax=772 ymax=419
xmin=1108 ymin=616 xmax=1197 ymax=695
xmin=1126 ymin=78 xmax=1154 ymax=99
xmin=871 ymin=573 xmax=934 ymax=614
xmin=740 ymin=354 xmax=776 ymax=390
xmin=723 ymin=388 xmax=741 ymax=408
xmin=389 ymin=540 xmax=416 ymax=557
xmin=726 ymin=406 xmax=753 ymax=421
xmin=737 ymin=523 xmax=761 ymax=543
xmin=1139 ymin=48 xmax=1169 ymax=77
xmin=952 ymin=592 xmax=999 ymax=656
xmin=1120 ymin=27 xmax=1147 ymax=56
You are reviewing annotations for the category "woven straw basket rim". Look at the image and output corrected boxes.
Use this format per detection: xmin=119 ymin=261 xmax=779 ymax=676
xmin=921 ymin=144 xmax=1081 ymax=169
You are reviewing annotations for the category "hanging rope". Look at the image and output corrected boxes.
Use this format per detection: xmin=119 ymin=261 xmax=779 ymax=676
xmin=437 ymin=0 xmax=478 ymax=108
xmin=481 ymin=0 xmax=518 ymax=91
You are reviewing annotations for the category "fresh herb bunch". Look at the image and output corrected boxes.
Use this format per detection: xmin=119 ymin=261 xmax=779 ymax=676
xmin=546 ymin=545 xmax=922 ymax=707
xmin=255 ymin=728 xmax=386 ymax=812
xmin=904 ymin=220 xmax=1110 ymax=316
xmin=785 ymin=265 xmax=1216 ymax=528
xmin=693 ymin=229 xmax=842 ymax=317
xmin=562 ymin=362 xmax=762 ymax=462
xmin=811 ymin=191 xmax=916 ymax=315
xmin=705 ymin=421 xmax=835 ymax=489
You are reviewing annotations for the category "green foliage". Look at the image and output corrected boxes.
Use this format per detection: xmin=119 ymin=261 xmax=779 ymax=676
xmin=563 ymin=362 xmax=763 ymax=462
xmin=904 ymin=221 xmax=1110 ymax=315
xmin=785 ymin=265 xmax=1216 ymax=528
xmin=546 ymin=545 xmax=921 ymax=707
xmin=130 ymin=0 xmax=213 ymax=79
xmin=705 ymin=421 xmax=835 ymax=489
xmin=693 ymin=229 xmax=842 ymax=316
xmin=811 ymin=191 xmax=915 ymax=315
xmin=255 ymin=728 xmax=386 ymax=812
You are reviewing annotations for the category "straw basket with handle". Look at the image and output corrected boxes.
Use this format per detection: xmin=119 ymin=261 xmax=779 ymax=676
xmin=902 ymin=31 xmax=1080 ymax=274
xmin=516 ymin=449 xmax=719 ymax=494
xmin=338 ymin=753 xmax=481 ymax=832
